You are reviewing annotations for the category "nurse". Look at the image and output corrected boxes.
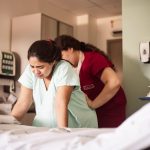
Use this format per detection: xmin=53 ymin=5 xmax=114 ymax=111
xmin=55 ymin=35 xmax=127 ymax=128
xmin=11 ymin=40 xmax=98 ymax=128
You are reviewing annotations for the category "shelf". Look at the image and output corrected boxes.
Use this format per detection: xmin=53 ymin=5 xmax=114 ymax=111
xmin=139 ymin=97 xmax=150 ymax=100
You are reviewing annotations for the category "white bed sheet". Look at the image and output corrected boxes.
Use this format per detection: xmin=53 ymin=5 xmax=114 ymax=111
xmin=0 ymin=103 xmax=150 ymax=150
xmin=0 ymin=124 xmax=114 ymax=150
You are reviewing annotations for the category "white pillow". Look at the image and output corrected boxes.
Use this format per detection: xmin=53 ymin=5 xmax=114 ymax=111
xmin=0 ymin=115 xmax=21 ymax=124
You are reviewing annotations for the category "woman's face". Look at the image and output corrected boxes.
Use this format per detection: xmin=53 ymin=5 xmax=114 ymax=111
xmin=61 ymin=48 xmax=79 ymax=67
xmin=29 ymin=56 xmax=55 ymax=79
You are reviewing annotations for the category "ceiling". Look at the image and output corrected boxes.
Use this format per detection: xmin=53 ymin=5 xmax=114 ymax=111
xmin=47 ymin=0 xmax=122 ymax=18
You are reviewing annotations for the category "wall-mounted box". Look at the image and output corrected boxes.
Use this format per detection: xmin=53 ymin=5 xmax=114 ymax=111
xmin=139 ymin=42 xmax=150 ymax=63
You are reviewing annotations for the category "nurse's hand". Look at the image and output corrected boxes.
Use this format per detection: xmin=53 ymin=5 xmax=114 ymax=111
xmin=84 ymin=94 xmax=94 ymax=109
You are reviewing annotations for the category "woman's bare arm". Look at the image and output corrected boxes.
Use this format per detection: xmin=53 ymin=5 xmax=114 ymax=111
xmin=11 ymin=85 xmax=33 ymax=121
xmin=55 ymin=86 xmax=73 ymax=128
xmin=87 ymin=67 xmax=121 ymax=109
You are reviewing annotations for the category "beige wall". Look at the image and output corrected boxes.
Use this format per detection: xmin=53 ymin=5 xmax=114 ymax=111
xmin=0 ymin=14 xmax=11 ymax=50
xmin=123 ymin=0 xmax=150 ymax=117
xmin=75 ymin=15 xmax=89 ymax=42
xmin=89 ymin=16 xmax=97 ymax=46
xmin=3 ymin=0 xmax=39 ymax=17
xmin=38 ymin=0 xmax=76 ymax=26
xmin=75 ymin=14 xmax=97 ymax=45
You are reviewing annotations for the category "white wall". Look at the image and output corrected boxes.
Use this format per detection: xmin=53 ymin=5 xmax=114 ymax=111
xmin=123 ymin=0 xmax=150 ymax=116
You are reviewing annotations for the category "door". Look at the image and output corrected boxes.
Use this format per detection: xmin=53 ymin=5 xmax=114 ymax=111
xmin=107 ymin=39 xmax=123 ymax=82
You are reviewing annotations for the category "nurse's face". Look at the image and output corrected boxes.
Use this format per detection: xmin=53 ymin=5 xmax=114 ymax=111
xmin=61 ymin=48 xmax=79 ymax=67
xmin=29 ymin=56 xmax=55 ymax=79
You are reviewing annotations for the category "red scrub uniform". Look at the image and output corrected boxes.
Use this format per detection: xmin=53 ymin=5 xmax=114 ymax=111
xmin=79 ymin=51 xmax=127 ymax=128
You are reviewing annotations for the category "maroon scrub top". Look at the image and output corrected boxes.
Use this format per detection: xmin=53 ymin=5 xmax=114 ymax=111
xmin=80 ymin=51 xmax=127 ymax=128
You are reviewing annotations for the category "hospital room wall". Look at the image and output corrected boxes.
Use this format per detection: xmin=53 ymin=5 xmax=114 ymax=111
xmin=122 ymin=0 xmax=150 ymax=117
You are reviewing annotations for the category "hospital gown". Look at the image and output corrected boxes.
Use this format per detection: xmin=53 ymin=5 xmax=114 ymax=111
xmin=18 ymin=60 xmax=98 ymax=128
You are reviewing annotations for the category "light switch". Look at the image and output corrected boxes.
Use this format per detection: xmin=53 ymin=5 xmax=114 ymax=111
xmin=139 ymin=42 xmax=150 ymax=63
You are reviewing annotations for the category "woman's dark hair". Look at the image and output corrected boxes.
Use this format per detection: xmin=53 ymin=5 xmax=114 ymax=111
xmin=81 ymin=42 xmax=110 ymax=60
xmin=28 ymin=40 xmax=61 ymax=63
xmin=55 ymin=34 xmax=109 ymax=60
xmin=55 ymin=35 xmax=81 ymax=51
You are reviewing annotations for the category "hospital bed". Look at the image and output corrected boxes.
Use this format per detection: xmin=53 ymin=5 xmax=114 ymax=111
xmin=0 ymin=103 xmax=150 ymax=150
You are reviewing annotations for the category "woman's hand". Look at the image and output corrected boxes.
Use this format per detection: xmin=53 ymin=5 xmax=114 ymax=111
xmin=87 ymin=67 xmax=121 ymax=109
xmin=85 ymin=94 xmax=94 ymax=109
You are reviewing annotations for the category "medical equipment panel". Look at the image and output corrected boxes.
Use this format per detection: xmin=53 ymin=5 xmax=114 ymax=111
xmin=0 ymin=51 xmax=16 ymax=76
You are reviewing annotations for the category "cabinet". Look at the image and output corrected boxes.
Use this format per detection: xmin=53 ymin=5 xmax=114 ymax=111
xmin=41 ymin=15 xmax=58 ymax=40
xmin=58 ymin=22 xmax=73 ymax=36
